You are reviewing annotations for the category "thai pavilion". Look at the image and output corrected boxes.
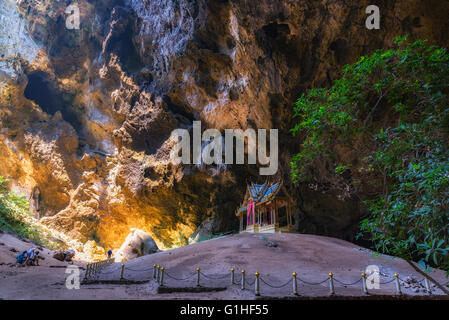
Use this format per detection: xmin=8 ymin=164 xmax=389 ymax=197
xmin=235 ymin=180 xmax=294 ymax=233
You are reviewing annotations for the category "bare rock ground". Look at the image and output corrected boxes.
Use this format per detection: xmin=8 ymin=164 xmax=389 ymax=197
xmin=1 ymin=232 xmax=448 ymax=299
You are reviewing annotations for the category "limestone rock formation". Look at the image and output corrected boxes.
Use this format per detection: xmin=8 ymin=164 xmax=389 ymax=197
xmin=188 ymin=217 xmax=216 ymax=244
xmin=116 ymin=228 xmax=159 ymax=262
xmin=1 ymin=0 xmax=448 ymax=250
xmin=52 ymin=250 xmax=75 ymax=262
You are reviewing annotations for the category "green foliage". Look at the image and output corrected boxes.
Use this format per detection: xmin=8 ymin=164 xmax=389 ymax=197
xmin=291 ymin=37 xmax=449 ymax=273
xmin=335 ymin=165 xmax=350 ymax=175
xmin=0 ymin=176 xmax=32 ymax=230
xmin=0 ymin=176 xmax=58 ymax=248
xmin=196 ymin=231 xmax=233 ymax=243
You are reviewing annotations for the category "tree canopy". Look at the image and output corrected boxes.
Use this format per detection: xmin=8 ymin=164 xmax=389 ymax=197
xmin=291 ymin=36 xmax=449 ymax=274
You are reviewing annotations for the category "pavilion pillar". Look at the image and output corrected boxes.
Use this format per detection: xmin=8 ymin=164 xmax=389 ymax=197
xmin=274 ymin=200 xmax=279 ymax=224
xmin=253 ymin=204 xmax=255 ymax=225
xmin=258 ymin=206 xmax=260 ymax=224
xmin=269 ymin=204 xmax=272 ymax=224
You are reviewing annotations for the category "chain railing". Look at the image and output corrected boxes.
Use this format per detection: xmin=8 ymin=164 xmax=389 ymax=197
xmin=83 ymin=258 xmax=114 ymax=281
xmin=85 ymin=262 xmax=442 ymax=297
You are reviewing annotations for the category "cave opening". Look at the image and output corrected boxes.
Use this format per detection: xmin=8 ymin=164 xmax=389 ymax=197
xmin=24 ymin=71 xmax=82 ymax=131
xmin=104 ymin=10 xmax=144 ymax=74
xmin=257 ymin=22 xmax=291 ymax=55
xmin=24 ymin=72 xmax=60 ymax=115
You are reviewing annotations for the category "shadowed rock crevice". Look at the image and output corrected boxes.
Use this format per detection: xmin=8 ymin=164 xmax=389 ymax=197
xmin=23 ymin=71 xmax=82 ymax=132
xmin=103 ymin=6 xmax=144 ymax=74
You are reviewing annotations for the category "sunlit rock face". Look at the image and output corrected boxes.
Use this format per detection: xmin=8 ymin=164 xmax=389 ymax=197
xmin=115 ymin=228 xmax=158 ymax=262
xmin=1 ymin=0 xmax=449 ymax=249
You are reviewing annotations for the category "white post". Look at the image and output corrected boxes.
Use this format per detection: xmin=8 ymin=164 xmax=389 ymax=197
xmin=241 ymin=269 xmax=246 ymax=290
xmin=160 ymin=267 xmax=165 ymax=286
xmin=394 ymin=273 xmax=402 ymax=295
xmin=84 ymin=264 xmax=89 ymax=280
xmin=424 ymin=278 xmax=431 ymax=294
xmin=362 ymin=272 xmax=368 ymax=294
xmin=196 ymin=267 xmax=201 ymax=287
xmin=329 ymin=272 xmax=335 ymax=295
xmin=292 ymin=272 xmax=298 ymax=296
xmin=120 ymin=263 xmax=124 ymax=280
xmin=255 ymin=271 xmax=260 ymax=296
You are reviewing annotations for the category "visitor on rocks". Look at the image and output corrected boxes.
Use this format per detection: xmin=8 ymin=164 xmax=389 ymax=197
xmin=25 ymin=248 xmax=36 ymax=265
xmin=30 ymin=250 xmax=41 ymax=266
xmin=26 ymin=249 xmax=40 ymax=266
xmin=107 ymin=249 xmax=112 ymax=259
xmin=16 ymin=251 xmax=27 ymax=266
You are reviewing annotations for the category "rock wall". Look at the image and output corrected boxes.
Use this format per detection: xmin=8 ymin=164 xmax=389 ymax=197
xmin=1 ymin=0 xmax=448 ymax=248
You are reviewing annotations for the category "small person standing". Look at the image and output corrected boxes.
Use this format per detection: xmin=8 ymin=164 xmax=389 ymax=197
xmin=107 ymin=249 xmax=112 ymax=259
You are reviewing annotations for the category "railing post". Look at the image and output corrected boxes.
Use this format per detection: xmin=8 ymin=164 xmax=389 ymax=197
xmin=292 ymin=272 xmax=298 ymax=296
xmin=241 ymin=269 xmax=245 ymax=290
xmin=254 ymin=271 xmax=260 ymax=297
xmin=424 ymin=278 xmax=431 ymax=294
xmin=157 ymin=265 xmax=161 ymax=283
xmin=84 ymin=264 xmax=89 ymax=280
xmin=160 ymin=267 xmax=165 ymax=286
xmin=153 ymin=264 xmax=157 ymax=279
xmin=120 ymin=263 xmax=125 ymax=280
xmin=254 ymin=271 xmax=260 ymax=296
xmin=196 ymin=267 xmax=201 ymax=287
xmin=362 ymin=272 xmax=368 ymax=294
xmin=328 ymin=272 xmax=335 ymax=295
xmin=394 ymin=273 xmax=402 ymax=295
xmin=231 ymin=267 xmax=235 ymax=285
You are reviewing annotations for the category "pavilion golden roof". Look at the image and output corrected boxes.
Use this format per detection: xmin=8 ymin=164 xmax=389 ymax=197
xmin=236 ymin=180 xmax=283 ymax=215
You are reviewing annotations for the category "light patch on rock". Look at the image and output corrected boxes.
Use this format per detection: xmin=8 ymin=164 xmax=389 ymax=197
xmin=0 ymin=0 xmax=39 ymax=73
xmin=116 ymin=228 xmax=158 ymax=262
xmin=128 ymin=0 xmax=207 ymax=73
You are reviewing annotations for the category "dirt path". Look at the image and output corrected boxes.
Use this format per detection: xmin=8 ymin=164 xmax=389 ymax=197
xmin=1 ymin=232 xmax=447 ymax=299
